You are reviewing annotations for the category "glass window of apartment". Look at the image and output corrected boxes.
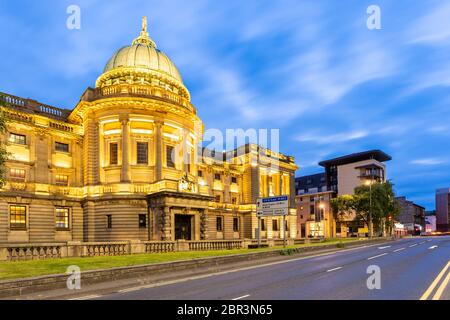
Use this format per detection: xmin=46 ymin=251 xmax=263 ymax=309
xmin=9 ymin=133 xmax=26 ymax=145
xmin=214 ymin=173 xmax=221 ymax=181
xmin=215 ymin=195 xmax=221 ymax=203
xmin=139 ymin=214 xmax=147 ymax=228
xmin=137 ymin=142 xmax=148 ymax=164
xmin=198 ymin=170 xmax=203 ymax=177
xmin=233 ymin=217 xmax=239 ymax=232
xmin=10 ymin=205 xmax=27 ymax=230
xmin=310 ymin=205 xmax=315 ymax=215
xmin=166 ymin=145 xmax=175 ymax=168
xmin=231 ymin=177 xmax=237 ymax=184
xmin=10 ymin=168 xmax=25 ymax=181
xmin=231 ymin=197 xmax=237 ymax=205
xmin=55 ymin=207 xmax=70 ymax=230
xmin=55 ymin=142 xmax=69 ymax=153
xmin=216 ymin=216 xmax=223 ymax=232
xmin=273 ymin=220 xmax=278 ymax=231
xmin=261 ymin=219 xmax=266 ymax=231
xmin=110 ymin=143 xmax=118 ymax=165
xmin=106 ymin=215 xmax=112 ymax=229
xmin=55 ymin=175 xmax=69 ymax=186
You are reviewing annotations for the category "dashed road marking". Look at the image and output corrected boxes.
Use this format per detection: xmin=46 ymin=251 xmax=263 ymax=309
xmin=232 ymin=294 xmax=250 ymax=300
xmin=326 ymin=267 xmax=343 ymax=272
xmin=378 ymin=246 xmax=391 ymax=250
xmin=409 ymin=244 xmax=418 ymax=248
xmin=68 ymin=294 xmax=101 ymax=300
xmin=429 ymin=246 xmax=438 ymax=250
xmin=367 ymin=253 xmax=388 ymax=260
xmin=393 ymin=248 xmax=406 ymax=252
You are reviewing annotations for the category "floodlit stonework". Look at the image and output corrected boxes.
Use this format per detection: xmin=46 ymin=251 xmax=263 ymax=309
xmin=0 ymin=18 xmax=297 ymax=244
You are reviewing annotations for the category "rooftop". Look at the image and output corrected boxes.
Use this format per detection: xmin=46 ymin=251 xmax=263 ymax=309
xmin=319 ymin=150 xmax=392 ymax=167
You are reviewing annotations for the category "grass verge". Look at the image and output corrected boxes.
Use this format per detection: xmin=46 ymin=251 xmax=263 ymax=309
xmin=0 ymin=238 xmax=364 ymax=281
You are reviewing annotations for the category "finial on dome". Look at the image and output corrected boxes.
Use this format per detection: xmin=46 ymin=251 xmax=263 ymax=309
xmin=132 ymin=16 xmax=157 ymax=47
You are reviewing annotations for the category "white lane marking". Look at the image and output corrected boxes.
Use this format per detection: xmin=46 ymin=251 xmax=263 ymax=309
xmin=429 ymin=246 xmax=438 ymax=250
xmin=326 ymin=267 xmax=343 ymax=273
xmin=367 ymin=253 xmax=388 ymax=260
xmin=378 ymin=246 xmax=391 ymax=250
xmin=428 ymin=240 xmax=433 ymax=242
xmin=420 ymin=241 xmax=426 ymax=245
xmin=232 ymin=294 xmax=250 ymax=300
xmin=393 ymin=248 xmax=406 ymax=252
xmin=118 ymin=287 xmax=144 ymax=293
xmin=409 ymin=244 xmax=418 ymax=247
xmin=68 ymin=295 xmax=101 ymax=300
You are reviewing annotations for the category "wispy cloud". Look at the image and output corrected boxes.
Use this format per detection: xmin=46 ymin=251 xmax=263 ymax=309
xmin=295 ymin=130 xmax=368 ymax=145
xmin=410 ymin=158 xmax=446 ymax=166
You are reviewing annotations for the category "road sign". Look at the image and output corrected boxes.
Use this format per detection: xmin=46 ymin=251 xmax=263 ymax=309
xmin=257 ymin=195 xmax=289 ymax=217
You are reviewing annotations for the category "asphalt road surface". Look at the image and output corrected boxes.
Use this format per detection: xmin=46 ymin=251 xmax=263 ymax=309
xmin=89 ymin=236 xmax=450 ymax=300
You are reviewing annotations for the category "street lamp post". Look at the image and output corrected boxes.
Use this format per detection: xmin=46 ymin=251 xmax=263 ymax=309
xmin=365 ymin=179 xmax=373 ymax=239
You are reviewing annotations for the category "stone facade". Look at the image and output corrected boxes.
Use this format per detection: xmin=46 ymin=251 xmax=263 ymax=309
xmin=0 ymin=19 xmax=297 ymax=244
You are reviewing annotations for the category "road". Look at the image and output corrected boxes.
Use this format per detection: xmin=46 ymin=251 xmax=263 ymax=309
xmin=88 ymin=236 xmax=450 ymax=300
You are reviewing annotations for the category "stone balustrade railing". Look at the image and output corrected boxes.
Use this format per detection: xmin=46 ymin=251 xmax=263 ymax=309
xmin=2 ymin=243 xmax=65 ymax=261
xmin=0 ymin=238 xmax=297 ymax=262
xmin=188 ymin=240 xmax=243 ymax=251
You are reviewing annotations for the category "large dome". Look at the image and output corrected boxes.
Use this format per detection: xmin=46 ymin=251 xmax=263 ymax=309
xmin=103 ymin=44 xmax=183 ymax=83
xmin=95 ymin=17 xmax=190 ymax=100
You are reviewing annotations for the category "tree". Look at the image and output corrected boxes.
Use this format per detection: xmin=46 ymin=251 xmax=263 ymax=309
xmin=331 ymin=181 xmax=400 ymax=237
xmin=0 ymin=95 xmax=9 ymax=187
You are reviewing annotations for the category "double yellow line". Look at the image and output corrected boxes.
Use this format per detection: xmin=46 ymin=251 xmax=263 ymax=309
xmin=420 ymin=261 xmax=450 ymax=300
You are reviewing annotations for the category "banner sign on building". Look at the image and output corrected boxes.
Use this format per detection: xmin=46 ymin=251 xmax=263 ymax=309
xmin=257 ymin=196 xmax=289 ymax=217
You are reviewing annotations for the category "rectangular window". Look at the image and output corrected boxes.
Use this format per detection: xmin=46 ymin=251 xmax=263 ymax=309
xmin=9 ymin=133 xmax=26 ymax=145
xmin=310 ymin=205 xmax=315 ymax=215
xmin=136 ymin=142 xmax=148 ymax=164
xmin=139 ymin=214 xmax=147 ymax=228
xmin=214 ymin=173 xmax=221 ymax=181
xmin=55 ymin=207 xmax=70 ymax=230
xmin=273 ymin=220 xmax=278 ymax=231
xmin=55 ymin=174 xmax=69 ymax=186
xmin=10 ymin=168 xmax=25 ymax=181
xmin=233 ymin=217 xmax=239 ymax=232
xmin=231 ymin=177 xmax=237 ymax=184
xmin=215 ymin=195 xmax=221 ymax=203
xmin=106 ymin=215 xmax=112 ymax=229
xmin=216 ymin=217 xmax=223 ymax=232
xmin=166 ymin=145 xmax=175 ymax=168
xmin=231 ymin=197 xmax=237 ymax=205
xmin=110 ymin=143 xmax=118 ymax=165
xmin=261 ymin=219 xmax=266 ymax=231
xmin=198 ymin=170 xmax=203 ymax=177
xmin=55 ymin=142 xmax=69 ymax=153
xmin=9 ymin=205 xmax=26 ymax=230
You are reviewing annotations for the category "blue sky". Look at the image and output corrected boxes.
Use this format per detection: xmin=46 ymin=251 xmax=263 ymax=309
xmin=1 ymin=0 xmax=449 ymax=209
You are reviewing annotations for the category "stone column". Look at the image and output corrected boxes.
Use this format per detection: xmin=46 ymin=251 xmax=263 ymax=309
xmin=162 ymin=206 xmax=172 ymax=241
xmin=154 ymin=121 xmax=163 ymax=181
xmin=200 ymin=209 xmax=209 ymax=240
xmin=121 ymin=117 xmax=131 ymax=183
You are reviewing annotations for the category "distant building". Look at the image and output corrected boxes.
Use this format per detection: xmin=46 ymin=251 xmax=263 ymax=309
xmin=295 ymin=150 xmax=392 ymax=238
xmin=395 ymin=197 xmax=426 ymax=233
xmin=425 ymin=211 xmax=437 ymax=233
xmin=436 ymin=188 xmax=450 ymax=232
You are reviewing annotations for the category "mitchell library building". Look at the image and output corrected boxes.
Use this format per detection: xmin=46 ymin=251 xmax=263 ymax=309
xmin=0 ymin=19 xmax=298 ymax=244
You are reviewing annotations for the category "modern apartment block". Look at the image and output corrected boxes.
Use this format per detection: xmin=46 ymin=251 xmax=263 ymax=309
xmin=436 ymin=188 xmax=450 ymax=232
xmin=295 ymin=150 xmax=392 ymax=238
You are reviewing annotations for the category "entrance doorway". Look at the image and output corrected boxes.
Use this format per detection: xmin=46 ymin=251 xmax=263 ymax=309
xmin=175 ymin=215 xmax=192 ymax=240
